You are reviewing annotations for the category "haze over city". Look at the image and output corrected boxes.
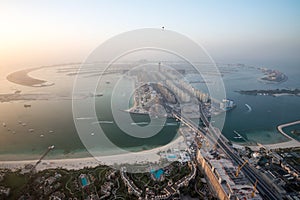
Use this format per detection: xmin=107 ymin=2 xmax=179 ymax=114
xmin=1 ymin=0 xmax=300 ymax=70
xmin=0 ymin=1 xmax=299 ymax=200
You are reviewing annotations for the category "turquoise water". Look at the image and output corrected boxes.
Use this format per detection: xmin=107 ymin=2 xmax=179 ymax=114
xmin=93 ymin=76 xmax=179 ymax=151
xmin=95 ymin=79 xmax=179 ymax=151
xmin=0 ymin=63 xmax=299 ymax=160
xmin=81 ymin=177 xmax=88 ymax=186
xmin=151 ymin=169 xmax=164 ymax=179
xmin=168 ymin=155 xmax=177 ymax=159
xmin=0 ymin=68 xmax=180 ymax=159
xmin=221 ymin=64 xmax=300 ymax=144
xmin=283 ymin=124 xmax=300 ymax=141
xmin=193 ymin=64 xmax=300 ymax=144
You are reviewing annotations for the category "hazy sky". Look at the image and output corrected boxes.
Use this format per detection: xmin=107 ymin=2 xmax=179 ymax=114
xmin=1 ymin=0 xmax=300 ymax=69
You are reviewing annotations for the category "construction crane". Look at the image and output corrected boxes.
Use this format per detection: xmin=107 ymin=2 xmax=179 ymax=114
xmin=251 ymin=179 xmax=258 ymax=198
xmin=235 ymin=160 xmax=248 ymax=177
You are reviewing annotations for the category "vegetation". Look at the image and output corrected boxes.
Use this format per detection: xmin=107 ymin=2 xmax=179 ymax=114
xmin=0 ymin=162 xmax=207 ymax=199
xmin=0 ymin=170 xmax=27 ymax=199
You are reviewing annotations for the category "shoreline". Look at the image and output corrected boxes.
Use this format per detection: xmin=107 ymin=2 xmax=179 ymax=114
xmin=236 ymin=88 xmax=300 ymax=97
xmin=240 ymin=120 xmax=300 ymax=151
xmin=6 ymin=63 xmax=79 ymax=87
xmin=0 ymin=136 xmax=185 ymax=171
xmin=277 ymin=120 xmax=300 ymax=141
xmin=7 ymin=67 xmax=47 ymax=87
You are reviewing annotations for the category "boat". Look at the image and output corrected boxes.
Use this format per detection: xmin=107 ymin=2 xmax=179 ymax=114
xmin=233 ymin=136 xmax=242 ymax=139
xmin=95 ymin=93 xmax=103 ymax=97
xmin=90 ymin=92 xmax=103 ymax=97
xmin=220 ymin=99 xmax=236 ymax=111
xmin=233 ymin=130 xmax=243 ymax=139
xmin=245 ymin=104 xmax=252 ymax=112
xmin=24 ymin=104 xmax=31 ymax=108
xmin=121 ymin=108 xmax=150 ymax=116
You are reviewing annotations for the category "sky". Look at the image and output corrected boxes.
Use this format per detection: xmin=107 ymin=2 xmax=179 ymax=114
xmin=0 ymin=0 xmax=300 ymax=70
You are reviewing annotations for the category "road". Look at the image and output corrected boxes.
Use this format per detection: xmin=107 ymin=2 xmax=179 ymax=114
xmin=155 ymin=83 xmax=280 ymax=199
xmin=172 ymin=106 xmax=281 ymax=200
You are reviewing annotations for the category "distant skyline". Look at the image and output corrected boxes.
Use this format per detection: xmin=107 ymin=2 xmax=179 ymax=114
xmin=1 ymin=0 xmax=300 ymax=69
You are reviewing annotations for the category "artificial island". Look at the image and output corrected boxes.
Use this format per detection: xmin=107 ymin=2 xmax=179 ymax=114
xmin=0 ymin=62 xmax=299 ymax=200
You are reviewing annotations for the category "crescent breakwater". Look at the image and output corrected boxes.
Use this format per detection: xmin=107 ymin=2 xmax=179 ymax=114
xmin=6 ymin=67 xmax=47 ymax=87
xmin=6 ymin=63 xmax=81 ymax=87
xmin=1 ymin=63 xmax=300 ymax=162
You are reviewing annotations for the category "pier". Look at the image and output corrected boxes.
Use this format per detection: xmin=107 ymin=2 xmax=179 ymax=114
xmin=31 ymin=145 xmax=55 ymax=172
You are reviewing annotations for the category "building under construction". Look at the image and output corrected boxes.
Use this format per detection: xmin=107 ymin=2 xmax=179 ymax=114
xmin=197 ymin=146 xmax=262 ymax=200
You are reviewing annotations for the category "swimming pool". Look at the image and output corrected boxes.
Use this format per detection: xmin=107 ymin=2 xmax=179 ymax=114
xmin=151 ymin=169 xmax=164 ymax=179
xmin=167 ymin=154 xmax=177 ymax=159
xmin=81 ymin=177 xmax=88 ymax=186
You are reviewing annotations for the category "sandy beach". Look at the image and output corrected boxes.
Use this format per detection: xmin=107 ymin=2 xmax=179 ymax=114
xmin=0 ymin=135 xmax=185 ymax=171
xmin=246 ymin=120 xmax=300 ymax=151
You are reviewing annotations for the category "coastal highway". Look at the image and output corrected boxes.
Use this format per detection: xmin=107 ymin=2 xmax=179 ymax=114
xmin=172 ymin=106 xmax=281 ymax=200
xmin=216 ymin=137 xmax=280 ymax=200
xmin=153 ymin=82 xmax=280 ymax=199
xmin=197 ymin=104 xmax=281 ymax=199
